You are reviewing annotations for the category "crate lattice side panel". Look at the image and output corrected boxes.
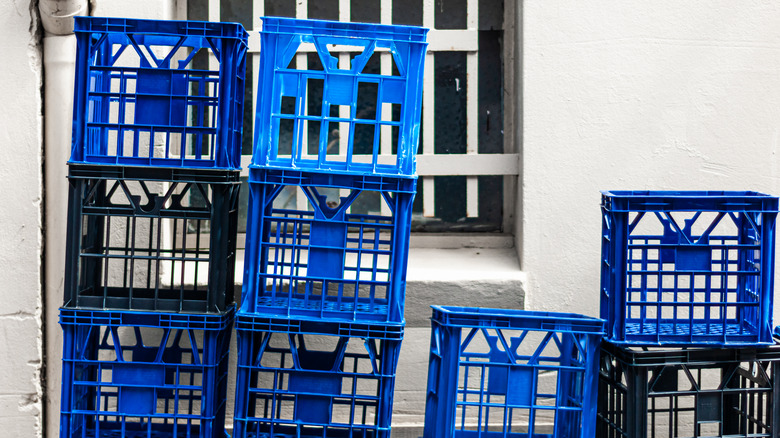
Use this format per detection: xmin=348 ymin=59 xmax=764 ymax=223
xmin=601 ymin=191 xmax=778 ymax=346
xmin=232 ymin=317 xmax=401 ymax=438
xmin=63 ymin=175 xmax=239 ymax=313
xmin=424 ymin=307 xmax=603 ymax=438
xmin=597 ymin=343 xmax=780 ymax=438
xmin=253 ymin=17 xmax=428 ymax=177
xmin=59 ymin=309 xmax=234 ymax=438
xmin=71 ymin=17 xmax=248 ymax=169
xmin=241 ymin=178 xmax=413 ymax=323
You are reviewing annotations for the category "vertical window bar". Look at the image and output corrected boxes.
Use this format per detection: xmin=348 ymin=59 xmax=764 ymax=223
xmin=380 ymin=0 xmax=393 ymax=217
xmin=208 ymin=0 xmax=219 ymax=149
xmin=253 ymin=1 xmax=263 ymax=163
xmin=466 ymin=0 xmax=479 ymax=217
xmin=422 ymin=0 xmax=435 ymax=217
xmin=294 ymin=0 xmax=310 ymax=214
xmin=339 ymin=0 xmax=351 ymax=163
xmin=297 ymin=54 xmax=309 ymax=162
xmin=337 ymin=0 xmax=352 ymax=217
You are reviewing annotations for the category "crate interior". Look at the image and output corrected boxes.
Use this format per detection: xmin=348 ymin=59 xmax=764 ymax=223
xmin=598 ymin=348 xmax=776 ymax=438
xmin=621 ymin=209 xmax=765 ymax=340
xmin=61 ymin=320 xmax=230 ymax=437
xmin=435 ymin=324 xmax=594 ymax=437
xmin=235 ymin=327 xmax=399 ymax=434
xmin=247 ymin=183 xmax=411 ymax=320
xmin=70 ymin=177 xmax=237 ymax=312
xmin=80 ymin=29 xmax=244 ymax=166
xmin=257 ymin=28 xmax=424 ymax=175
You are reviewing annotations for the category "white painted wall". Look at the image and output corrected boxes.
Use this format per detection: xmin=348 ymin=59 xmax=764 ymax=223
xmin=0 ymin=0 xmax=44 ymax=437
xmin=3 ymin=0 xmax=779 ymax=436
xmin=521 ymin=1 xmax=780 ymax=324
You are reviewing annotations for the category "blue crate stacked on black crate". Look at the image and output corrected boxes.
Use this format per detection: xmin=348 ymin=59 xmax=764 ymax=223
xmin=232 ymin=17 xmax=427 ymax=438
xmin=597 ymin=190 xmax=780 ymax=438
xmin=59 ymin=16 xmax=248 ymax=438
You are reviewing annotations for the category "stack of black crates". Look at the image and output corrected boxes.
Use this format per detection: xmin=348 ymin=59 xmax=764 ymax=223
xmin=231 ymin=17 xmax=427 ymax=437
xmin=597 ymin=191 xmax=780 ymax=437
xmin=59 ymin=17 xmax=247 ymax=437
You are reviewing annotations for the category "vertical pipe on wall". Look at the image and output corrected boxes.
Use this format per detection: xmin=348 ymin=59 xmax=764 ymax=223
xmin=39 ymin=1 xmax=88 ymax=437
xmin=42 ymin=35 xmax=77 ymax=438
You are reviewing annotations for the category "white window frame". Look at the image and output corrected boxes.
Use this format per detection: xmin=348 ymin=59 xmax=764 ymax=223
xmin=204 ymin=0 xmax=520 ymax=250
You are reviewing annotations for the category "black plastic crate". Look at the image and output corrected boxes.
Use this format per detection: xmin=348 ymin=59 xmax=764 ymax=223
xmin=598 ymin=341 xmax=780 ymax=437
xmin=63 ymin=166 xmax=239 ymax=313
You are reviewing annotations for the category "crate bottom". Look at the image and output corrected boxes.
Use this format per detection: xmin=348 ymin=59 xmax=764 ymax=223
xmin=246 ymin=434 xmax=383 ymax=438
xmin=626 ymin=320 xmax=757 ymax=338
xmin=244 ymin=434 xmax=555 ymax=438
xmin=255 ymin=296 xmax=389 ymax=318
xmin=62 ymin=421 xmax=227 ymax=438
xmin=453 ymin=433 xmax=555 ymax=438
xmin=237 ymin=425 xmax=387 ymax=438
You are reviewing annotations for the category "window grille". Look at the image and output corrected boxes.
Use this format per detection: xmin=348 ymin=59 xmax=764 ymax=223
xmin=187 ymin=0 xmax=517 ymax=236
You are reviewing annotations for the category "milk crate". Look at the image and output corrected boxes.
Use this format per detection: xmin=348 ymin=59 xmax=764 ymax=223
xmin=240 ymin=169 xmax=415 ymax=323
xmin=598 ymin=340 xmax=780 ymax=438
xmin=232 ymin=314 xmax=403 ymax=438
xmin=601 ymin=190 xmax=778 ymax=346
xmin=59 ymin=306 xmax=234 ymax=438
xmin=63 ymin=166 xmax=240 ymax=313
xmin=423 ymin=306 xmax=605 ymax=438
xmin=253 ymin=17 xmax=428 ymax=177
xmin=70 ymin=16 xmax=248 ymax=169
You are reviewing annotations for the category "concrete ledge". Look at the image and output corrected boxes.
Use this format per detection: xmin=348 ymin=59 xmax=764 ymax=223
xmin=405 ymin=248 xmax=525 ymax=327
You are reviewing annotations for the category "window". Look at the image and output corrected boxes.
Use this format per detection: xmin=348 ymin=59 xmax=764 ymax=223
xmin=187 ymin=0 xmax=518 ymax=247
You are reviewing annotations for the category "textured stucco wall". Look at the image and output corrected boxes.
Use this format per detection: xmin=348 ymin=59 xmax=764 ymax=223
xmin=522 ymin=1 xmax=780 ymax=322
xmin=0 ymin=0 xmax=44 ymax=437
xmin=26 ymin=0 xmax=780 ymax=435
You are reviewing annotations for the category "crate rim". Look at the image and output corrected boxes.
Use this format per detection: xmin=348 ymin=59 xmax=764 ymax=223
xmin=67 ymin=163 xmax=242 ymax=184
xmin=601 ymin=189 xmax=779 ymax=212
xmin=235 ymin=311 xmax=405 ymax=337
xmin=74 ymin=15 xmax=249 ymax=41
xmin=430 ymin=305 xmax=606 ymax=334
xmin=247 ymin=166 xmax=418 ymax=194
xmin=59 ymin=306 xmax=236 ymax=329
xmin=602 ymin=338 xmax=780 ymax=366
xmin=248 ymin=164 xmax=419 ymax=181
xmin=605 ymin=337 xmax=777 ymax=349
xmin=260 ymin=15 xmax=429 ymax=40
xmin=602 ymin=189 xmax=776 ymax=198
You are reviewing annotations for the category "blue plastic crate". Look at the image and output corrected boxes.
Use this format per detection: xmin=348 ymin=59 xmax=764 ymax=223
xmin=601 ymin=190 xmax=779 ymax=347
xmin=232 ymin=314 xmax=403 ymax=438
xmin=252 ymin=17 xmax=428 ymax=177
xmin=59 ymin=307 xmax=235 ymax=438
xmin=424 ymin=306 xmax=605 ymax=438
xmin=240 ymin=169 xmax=414 ymax=323
xmin=70 ymin=16 xmax=248 ymax=169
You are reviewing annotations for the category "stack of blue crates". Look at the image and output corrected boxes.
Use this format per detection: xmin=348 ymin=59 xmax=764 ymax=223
xmin=597 ymin=191 xmax=780 ymax=437
xmin=60 ymin=16 xmax=247 ymax=438
xmin=232 ymin=17 xmax=427 ymax=438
